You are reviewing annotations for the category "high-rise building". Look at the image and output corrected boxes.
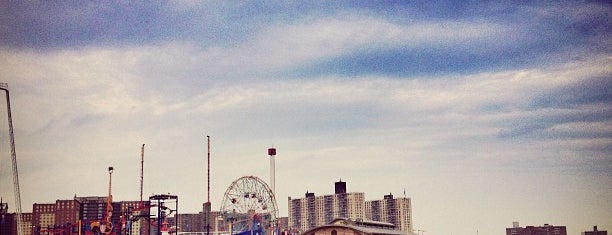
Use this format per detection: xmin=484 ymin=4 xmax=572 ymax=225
xmin=288 ymin=180 xmax=365 ymax=233
xmin=365 ymin=193 xmax=412 ymax=232
xmin=583 ymin=226 xmax=607 ymax=235
xmin=506 ymin=223 xmax=567 ymax=235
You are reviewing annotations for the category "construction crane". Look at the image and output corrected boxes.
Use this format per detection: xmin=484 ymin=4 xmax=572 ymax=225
xmin=0 ymin=83 xmax=23 ymax=235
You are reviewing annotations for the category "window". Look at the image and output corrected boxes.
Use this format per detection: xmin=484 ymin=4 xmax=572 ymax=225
xmin=331 ymin=230 xmax=337 ymax=235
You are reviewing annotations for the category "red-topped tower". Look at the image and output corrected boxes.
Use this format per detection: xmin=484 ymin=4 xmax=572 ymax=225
xmin=268 ymin=147 xmax=276 ymax=197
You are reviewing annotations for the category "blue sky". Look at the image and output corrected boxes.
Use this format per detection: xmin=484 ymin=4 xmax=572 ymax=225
xmin=0 ymin=1 xmax=611 ymax=235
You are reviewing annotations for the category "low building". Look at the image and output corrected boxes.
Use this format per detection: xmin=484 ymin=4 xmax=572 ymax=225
xmin=506 ymin=222 xmax=567 ymax=235
xmin=302 ymin=218 xmax=412 ymax=235
xmin=583 ymin=226 xmax=607 ymax=235
xmin=1 ymin=206 xmax=32 ymax=235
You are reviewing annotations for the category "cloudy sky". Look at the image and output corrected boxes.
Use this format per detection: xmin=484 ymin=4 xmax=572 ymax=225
xmin=0 ymin=1 xmax=611 ymax=235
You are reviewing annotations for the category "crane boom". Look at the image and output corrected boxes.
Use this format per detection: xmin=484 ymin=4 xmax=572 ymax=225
xmin=0 ymin=83 xmax=23 ymax=235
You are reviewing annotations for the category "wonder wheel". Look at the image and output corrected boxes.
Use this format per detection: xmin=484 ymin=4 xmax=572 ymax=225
xmin=220 ymin=176 xmax=278 ymax=235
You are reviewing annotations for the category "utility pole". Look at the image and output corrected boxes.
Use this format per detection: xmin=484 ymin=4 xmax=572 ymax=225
xmin=0 ymin=83 xmax=23 ymax=235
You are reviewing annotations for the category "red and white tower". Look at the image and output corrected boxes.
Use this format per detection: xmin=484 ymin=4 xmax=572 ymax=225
xmin=267 ymin=147 xmax=276 ymax=197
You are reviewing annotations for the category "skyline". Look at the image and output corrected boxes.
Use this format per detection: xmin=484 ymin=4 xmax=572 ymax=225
xmin=1 ymin=1 xmax=611 ymax=235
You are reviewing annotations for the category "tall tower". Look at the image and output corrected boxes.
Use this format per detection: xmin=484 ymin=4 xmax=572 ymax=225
xmin=268 ymin=147 xmax=276 ymax=196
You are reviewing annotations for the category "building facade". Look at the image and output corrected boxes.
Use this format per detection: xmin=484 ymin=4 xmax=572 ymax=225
xmin=54 ymin=199 xmax=81 ymax=226
xmin=365 ymin=193 xmax=412 ymax=232
xmin=177 ymin=213 xmax=204 ymax=232
xmin=288 ymin=180 xmax=365 ymax=233
xmin=75 ymin=196 xmax=107 ymax=222
xmin=120 ymin=200 xmax=146 ymax=235
xmin=506 ymin=223 xmax=567 ymax=235
xmin=32 ymin=203 xmax=56 ymax=229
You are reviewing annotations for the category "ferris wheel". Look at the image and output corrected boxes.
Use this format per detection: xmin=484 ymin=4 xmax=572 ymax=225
xmin=220 ymin=176 xmax=278 ymax=235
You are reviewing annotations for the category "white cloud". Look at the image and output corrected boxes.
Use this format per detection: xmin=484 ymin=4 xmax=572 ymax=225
xmin=0 ymin=28 xmax=610 ymax=235
xmin=245 ymin=16 xmax=508 ymax=69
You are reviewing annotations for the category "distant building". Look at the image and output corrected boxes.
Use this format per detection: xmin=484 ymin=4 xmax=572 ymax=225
xmin=32 ymin=201 xmax=81 ymax=234
xmin=277 ymin=216 xmax=289 ymax=233
xmin=506 ymin=222 xmax=567 ymax=235
xmin=365 ymin=193 xmax=413 ymax=232
xmin=0 ymin=212 xmax=32 ymax=235
xmin=288 ymin=180 xmax=366 ymax=233
xmin=172 ymin=209 xmax=228 ymax=234
xmin=209 ymin=210 xmax=223 ymax=234
xmin=20 ymin=213 xmax=33 ymax=235
xmin=75 ymin=196 xmax=107 ymax=222
xmin=583 ymin=226 xmax=607 ymax=235
xmin=120 ymin=200 xmax=151 ymax=235
xmin=1 ymin=201 xmax=14 ymax=235
xmin=178 ymin=213 xmax=204 ymax=232
xmin=32 ymin=203 xmax=56 ymax=229
xmin=288 ymin=180 xmax=414 ymax=234
xmin=302 ymin=218 xmax=410 ymax=235
xmin=54 ymin=199 xmax=81 ymax=226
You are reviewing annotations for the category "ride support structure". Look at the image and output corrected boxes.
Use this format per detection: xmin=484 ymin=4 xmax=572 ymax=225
xmin=0 ymin=83 xmax=23 ymax=235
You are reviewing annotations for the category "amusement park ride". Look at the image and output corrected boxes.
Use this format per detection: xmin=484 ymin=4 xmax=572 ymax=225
xmin=88 ymin=167 xmax=116 ymax=235
xmin=1 ymin=83 xmax=24 ymax=235
xmin=1 ymin=83 xmax=281 ymax=235
xmin=220 ymin=176 xmax=279 ymax=235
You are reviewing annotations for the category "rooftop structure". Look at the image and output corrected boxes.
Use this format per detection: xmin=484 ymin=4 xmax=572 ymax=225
xmin=583 ymin=226 xmax=607 ymax=235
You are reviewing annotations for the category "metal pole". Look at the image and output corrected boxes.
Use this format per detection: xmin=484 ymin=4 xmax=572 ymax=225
xmin=207 ymin=135 xmax=210 ymax=203
xmin=206 ymin=135 xmax=211 ymax=235
xmin=140 ymin=144 xmax=145 ymax=204
xmin=157 ymin=199 xmax=161 ymax=235
xmin=175 ymin=197 xmax=178 ymax=235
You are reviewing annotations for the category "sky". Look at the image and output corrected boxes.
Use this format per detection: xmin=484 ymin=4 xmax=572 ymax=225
xmin=0 ymin=1 xmax=611 ymax=235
